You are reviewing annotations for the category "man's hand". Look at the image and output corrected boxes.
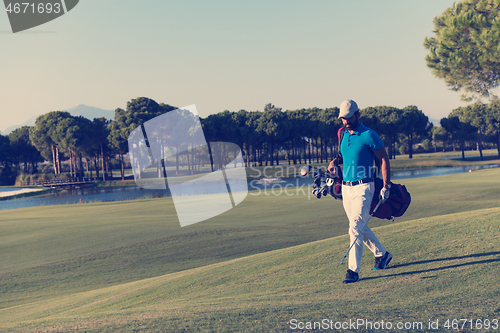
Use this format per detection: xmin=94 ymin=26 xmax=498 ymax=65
xmin=374 ymin=147 xmax=391 ymax=201
xmin=379 ymin=184 xmax=391 ymax=203
xmin=327 ymin=159 xmax=336 ymax=173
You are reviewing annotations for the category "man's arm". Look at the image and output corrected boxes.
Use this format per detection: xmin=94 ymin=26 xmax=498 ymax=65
xmin=327 ymin=154 xmax=342 ymax=173
xmin=373 ymin=147 xmax=390 ymax=187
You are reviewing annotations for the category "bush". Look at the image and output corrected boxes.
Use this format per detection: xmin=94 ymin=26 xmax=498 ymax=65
xmin=0 ymin=167 xmax=16 ymax=186
xmin=422 ymin=139 xmax=431 ymax=151
xmin=14 ymin=171 xmax=74 ymax=186
xmin=414 ymin=145 xmax=426 ymax=153
xmin=41 ymin=164 xmax=54 ymax=173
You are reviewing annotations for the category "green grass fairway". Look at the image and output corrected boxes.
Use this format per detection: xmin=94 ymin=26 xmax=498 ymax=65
xmin=1 ymin=206 xmax=499 ymax=332
xmin=1 ymin=169 xmax=500 ymax=331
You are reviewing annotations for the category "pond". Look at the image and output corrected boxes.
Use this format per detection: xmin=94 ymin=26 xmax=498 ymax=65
xmin=1 ymin=164 xmax=498 ymax=211
xmin=0 ymin=186 xmax=169 ymax=211
xmin=390 ymin=164 xmax=500 ymax=179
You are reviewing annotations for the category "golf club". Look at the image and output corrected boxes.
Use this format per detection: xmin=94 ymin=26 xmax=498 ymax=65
xmin=340 ymin=200 xmax=382 ymax=265
xmin=302 ymin=165 xmax=342 ymax=200
xmin=300 ymin=165 xmax=321 ymax=176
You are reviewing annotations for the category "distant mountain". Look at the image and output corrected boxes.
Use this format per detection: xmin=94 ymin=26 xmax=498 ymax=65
xmin=1 ymin=115 xmax=39 ymax=136
xmin=1 ymin=105 xmax=114 ymax=135
xmin=65 ymin=104 xmax=115 ymax=121
xmin=429 ymin=117 xmax=441 ymax=126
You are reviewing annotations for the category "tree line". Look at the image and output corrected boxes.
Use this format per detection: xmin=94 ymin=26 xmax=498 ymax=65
xmin=436 ymin=100 xmax=500 ymax=159
xmin=2 ymin=96 xmax=500 ymax=186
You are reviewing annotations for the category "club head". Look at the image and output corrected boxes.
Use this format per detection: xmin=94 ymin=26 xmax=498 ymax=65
xmin=326 ymin=177 xmax=334 ymax=186
xmin=312 ymin=188 xmax=322 ymax=199
xmin=321 ymin=187 xmax=328 ymax=196
xmin=300 ymin=165 xmax=312 ymax=176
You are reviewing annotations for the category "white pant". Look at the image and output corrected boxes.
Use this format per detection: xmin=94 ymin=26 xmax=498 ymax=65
xmin=342 ymin=182 xmax=385 ymax=273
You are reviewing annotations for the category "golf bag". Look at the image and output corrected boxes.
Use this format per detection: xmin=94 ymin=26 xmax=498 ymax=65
xmin=371 ymin=178 xmax=411 ymax=220
xmin=310 ymin=168 xmax=342 ymax=200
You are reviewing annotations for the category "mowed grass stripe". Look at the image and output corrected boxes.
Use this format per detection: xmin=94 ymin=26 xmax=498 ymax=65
xmin=1 ymin=206 xmax=500 ymax=332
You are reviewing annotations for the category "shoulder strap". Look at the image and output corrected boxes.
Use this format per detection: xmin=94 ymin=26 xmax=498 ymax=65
xmin=337 ymin=127 xmax=346 ymax=157
xmin=332 ymin=127 xmax=345 ymax=167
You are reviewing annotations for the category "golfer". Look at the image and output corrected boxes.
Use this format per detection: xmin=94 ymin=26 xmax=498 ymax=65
xmin=328 ymin=99 xmax=392 ymax=284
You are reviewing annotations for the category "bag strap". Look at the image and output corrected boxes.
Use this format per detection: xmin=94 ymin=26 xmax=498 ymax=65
xmin=333 ymin=127 xmax=345 ymax=166
xmin=337 ymin=127 xmax=346 ymax=154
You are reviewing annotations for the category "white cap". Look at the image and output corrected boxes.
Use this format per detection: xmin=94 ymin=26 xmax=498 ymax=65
xmin=338 ymin=99 xmax=359 ymax=118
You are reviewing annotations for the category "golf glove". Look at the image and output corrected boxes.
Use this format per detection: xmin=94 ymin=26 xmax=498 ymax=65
xmin=379 ymin=184 xmax=391 ymax=203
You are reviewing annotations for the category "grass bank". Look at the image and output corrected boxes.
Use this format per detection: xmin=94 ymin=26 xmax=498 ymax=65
xmin=0 ymin=188 xmax=54 ymax=201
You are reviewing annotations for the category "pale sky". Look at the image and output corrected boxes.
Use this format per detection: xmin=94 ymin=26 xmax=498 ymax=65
xmin=1 ymin=0 xmax=469 ymax=133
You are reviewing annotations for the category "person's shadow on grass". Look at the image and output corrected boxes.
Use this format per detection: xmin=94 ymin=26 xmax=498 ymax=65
xmin=362 ymin=251 xmax=500 ymax=281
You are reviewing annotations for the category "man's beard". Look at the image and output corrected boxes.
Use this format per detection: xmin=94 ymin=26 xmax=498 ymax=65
xmin=345 ymin=119 xmax=359 ymax=130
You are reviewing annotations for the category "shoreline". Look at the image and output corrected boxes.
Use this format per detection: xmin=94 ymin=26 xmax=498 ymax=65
xmin=0 ymin=188 xmax=51 ymax=200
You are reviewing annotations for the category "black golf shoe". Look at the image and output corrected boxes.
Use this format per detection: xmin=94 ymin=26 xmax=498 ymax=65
xmin=373 ymin=251 xmax=392 ymax=271
xmin=343 ymin=269 xmax=359 ymax=284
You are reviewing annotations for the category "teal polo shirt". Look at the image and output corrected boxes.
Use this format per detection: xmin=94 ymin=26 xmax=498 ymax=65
xmin=340 ymin=122 xmax=384 ymax=182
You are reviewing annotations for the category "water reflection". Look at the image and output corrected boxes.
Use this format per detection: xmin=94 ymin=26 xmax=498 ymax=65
xmin=0 ymin=186 xmax=170 ymax=211
xmin=391 ymin=164 xmax=500 ymax=179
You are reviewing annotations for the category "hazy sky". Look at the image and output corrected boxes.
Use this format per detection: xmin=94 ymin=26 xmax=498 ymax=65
xmin=1 ymin=0 xmax=469 ymax=133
